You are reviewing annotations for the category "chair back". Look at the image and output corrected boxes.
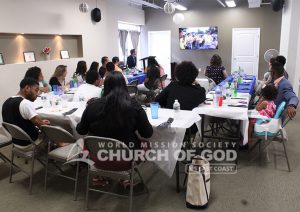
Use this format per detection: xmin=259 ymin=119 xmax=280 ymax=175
xmin=208 ymin=78 xmax=216 ymax=91
xmin=274 ymin=101 xmax=286 ymax=119
xmin=127 ymin=85 xmax=138 ymax=98
xmin=2 ymin=122 xmax=33 ymax=143
xmin=128 ymin=79 xmax=138 ymax=86
xmin=41 ymin=125 xmax=76 ymax=144
xmin=84 ymin=136 xmax=132 ymax=171
xmin=160 ymin=74 xmax=168 ymax=88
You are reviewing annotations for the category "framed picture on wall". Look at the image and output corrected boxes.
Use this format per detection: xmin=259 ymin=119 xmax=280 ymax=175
xmin=23 ymin=51 xmax=36 ymax=62
xmin=0 ymin=53 xmax=4 ymax=65
xmin=60 ymin=50 xmax=69 ymax=59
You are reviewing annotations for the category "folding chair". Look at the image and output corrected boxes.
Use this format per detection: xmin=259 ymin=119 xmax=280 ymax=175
xmin=84 ymin=136 xmax=148 ymax=212
xmin=0 ymin=129 xmax=12 ymax=163
xmin=2 ymin=122 xmax=45 ymax=194
xmin=250 ymin=102 xmax=291 ymax=171
xmin=127 ymin=85 xmax=138 ymax=99
xmin=128 ymin=79 xmax=139 ymax=86
xmin=40 ymin=125 xmax=80 ymax=200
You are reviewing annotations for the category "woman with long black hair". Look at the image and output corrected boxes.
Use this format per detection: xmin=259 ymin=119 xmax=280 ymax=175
xmin=76 ymin=71 xmax=153 ymax=150
xmin=73 ymin=60 xmax=87 ymax=83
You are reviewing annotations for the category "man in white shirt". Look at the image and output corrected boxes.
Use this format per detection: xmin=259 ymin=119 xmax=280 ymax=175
xmin=2 ymin=78 xmax=50 ymax=151
xmin=73 ymin=70 xmax=102 ymax=102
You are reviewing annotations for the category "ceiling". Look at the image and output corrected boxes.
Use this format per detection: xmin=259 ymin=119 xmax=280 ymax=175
xmin=126 ymin=0 xmax=272 ymax=9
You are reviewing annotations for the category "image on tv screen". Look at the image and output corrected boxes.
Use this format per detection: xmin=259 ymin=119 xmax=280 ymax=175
xmin=179 ymin=26 xmax=218 ymax=50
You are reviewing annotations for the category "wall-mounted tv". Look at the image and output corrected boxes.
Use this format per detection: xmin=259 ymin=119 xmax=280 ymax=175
xmin=179 ymin=26 xmax=218 ymax=50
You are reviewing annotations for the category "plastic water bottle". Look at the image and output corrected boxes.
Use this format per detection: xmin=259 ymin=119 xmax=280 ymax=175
xmin=215 ymin=86 xmax=222 ymax=107
xmin=173 ymin=99 xmax=180 ymax=119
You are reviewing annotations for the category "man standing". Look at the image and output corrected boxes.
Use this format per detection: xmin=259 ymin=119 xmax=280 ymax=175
xmin=126 ymin=49 xmax=137 ymax=68
xmin=2 ymin=78 xmax=50 ymax=150
xmin=271 ymin=62 xmax=299 ymax=119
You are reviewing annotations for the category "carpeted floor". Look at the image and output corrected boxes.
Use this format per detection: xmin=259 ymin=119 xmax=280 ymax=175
xmin=0 ymin=108 xmax=300 ymax=212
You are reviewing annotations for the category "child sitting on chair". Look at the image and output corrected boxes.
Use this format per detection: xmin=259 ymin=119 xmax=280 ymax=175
xmin=248 ymin=84 xmax=278 ymax=143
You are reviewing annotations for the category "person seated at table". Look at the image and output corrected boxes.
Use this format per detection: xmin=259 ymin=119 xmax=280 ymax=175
xmin=103 ymin=62 xmax=128 ymax=84
xmin=248 ymin=84 xmax=278 ymax=143
xmin=137 ymin=57 xmax=161 ymax=92
xmin=127 ymin=49 xmax=137 ymax=68
xmin=205 ymin=54 xmax=228 ymax=85
xmin=255 ymin=57 xmax=276 ymax=97
xmin=89 ymin=61 xmax=99 ymax=72
xmin=24 ymin=66 xmax=51 ymax=93
xmin=49 ymin=65 xmax=68 ymax=88
xmin=276 ymin=55 xmax=289 ymax=79
xmin=2 ymin=78 xmax=50 ymax=151
xmin=73 ymin=70 xmax=102 ymax=102
xmin=271 ymin=61 xmax=298 ymax=119
xmin=73 ymin=60 xmax=87 ymax=83
xmin=156 ymin=61 xmax=206 ymax=133
xmin=156 ymin=61 xmax=206 ymax=110
xmin=99 ymin=56 xmax=109 ymax=78
xmin=112 ymin=56 xmax=122 ymax=72
xmin=76 ymin=71 xmax=153 ymax=179
xmin=145 ymin=57 xmax=166 ymax=88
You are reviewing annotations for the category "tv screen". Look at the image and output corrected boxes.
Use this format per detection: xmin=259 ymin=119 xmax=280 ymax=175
xmin=179 ymin=26 xmax=218 ymax=50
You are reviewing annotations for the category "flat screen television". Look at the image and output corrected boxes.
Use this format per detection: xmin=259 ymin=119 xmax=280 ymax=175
xmin=179 ymin=26 xmax=218 ymax=50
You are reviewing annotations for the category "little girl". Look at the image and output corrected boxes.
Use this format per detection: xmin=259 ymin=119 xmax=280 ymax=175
xmin=248 ymin=84 xmax=278 ymax=143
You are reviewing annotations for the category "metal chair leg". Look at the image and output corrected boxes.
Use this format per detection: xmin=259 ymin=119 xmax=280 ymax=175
xmin=85 ymin=168 xmax=90 ymax=210
xmin=44 ymin=156 xmax=49 ymax=191
xmin=282 ymin=140 xmax=291 ymax=172
xmin=129 ymin=167 xmax=134 ymax=212
xmin=29 ymin=157 xmax=35 ymax=195
xmin=74 ymin=161 xmax=80 ymax=201
xmin=9 ymin=152 xmax=14 ymax=183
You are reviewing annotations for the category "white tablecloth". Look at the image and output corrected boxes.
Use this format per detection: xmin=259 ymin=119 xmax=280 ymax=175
xmin=34 ymin=100 xmax=201 ymax=177
xmin=193 ymin=92 xmax=251 ymax=145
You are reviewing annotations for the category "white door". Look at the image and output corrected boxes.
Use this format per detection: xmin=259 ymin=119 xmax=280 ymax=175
xmin=148 ymin=31 xmax=171 ymax=78
xmin=232 ymin=28 xmax=260 ymax=77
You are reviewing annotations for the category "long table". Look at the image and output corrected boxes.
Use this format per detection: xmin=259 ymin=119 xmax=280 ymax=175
xmin=34 ymin=100 xmax=201 ymax=178
xmin=126 ymin=73 xmax=146 ymax=85
xmin=193 ymin=75 xmax=256 ymax=145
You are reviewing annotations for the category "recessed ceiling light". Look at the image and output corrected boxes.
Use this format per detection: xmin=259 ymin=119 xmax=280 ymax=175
xmin=174 ymin=3 xmax=187 ymax=11
xmin=225 ymin=0 xmax=236 ymax=7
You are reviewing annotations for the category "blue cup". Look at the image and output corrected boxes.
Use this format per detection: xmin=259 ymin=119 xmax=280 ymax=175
xmin=150 ymin=102 xmax=159 ymax=119
xmin=52 ymin=85 xmax=58 ymax=95
xmin=70 ymin=80 xmax=74 ymax=88
xmin=58 ymin=86 xmax=63 ymax=96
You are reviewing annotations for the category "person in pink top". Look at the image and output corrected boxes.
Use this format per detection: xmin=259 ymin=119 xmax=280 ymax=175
xmin=248 ymin=84 xmax=278 ymax=143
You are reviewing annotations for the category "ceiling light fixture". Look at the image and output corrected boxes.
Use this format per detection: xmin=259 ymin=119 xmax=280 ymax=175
xmin=225 ymin=0 xmax=236 ymax=7
xmin=174 ymin=3 xmax=187 ymax=11
xmin=129 ymin=0 xmax=162 ymax=9
xmin=164 ymin=1 xmax=176 ymax=14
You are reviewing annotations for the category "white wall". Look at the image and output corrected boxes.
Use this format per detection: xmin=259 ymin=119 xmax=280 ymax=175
xmin=0 ymin=0 xmax=144 ymax=121
xmin=279 ymin=0 xmax=300 ymax=96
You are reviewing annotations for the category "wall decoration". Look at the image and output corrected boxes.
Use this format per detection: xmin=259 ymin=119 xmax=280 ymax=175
xmin=23 ymin=51 xmax=36 ymax=62
xmin=60 ymin=50 xmax=70 ymax=59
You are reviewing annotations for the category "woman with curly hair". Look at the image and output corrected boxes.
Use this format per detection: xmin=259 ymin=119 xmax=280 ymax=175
xmin=205 ymin=54 xmax=228 ymax=85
